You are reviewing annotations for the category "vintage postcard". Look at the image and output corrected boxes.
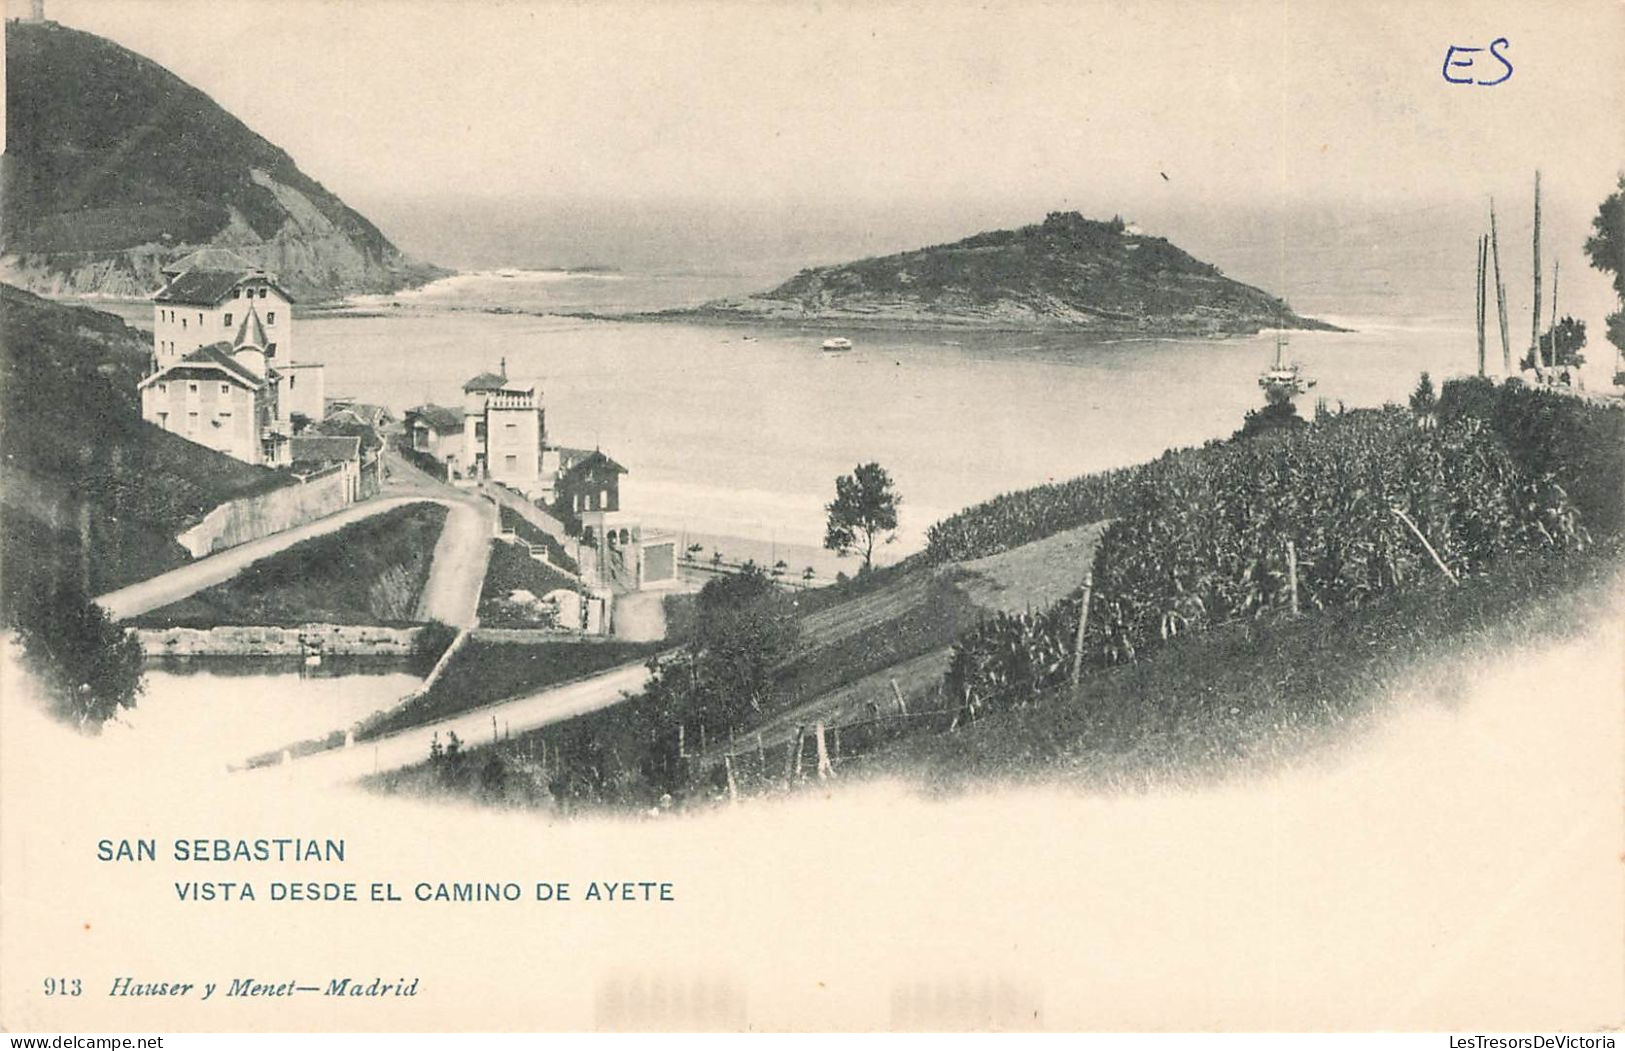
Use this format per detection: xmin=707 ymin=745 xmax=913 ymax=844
xmin=1 ymin=0 xmax=1622 ymax=1036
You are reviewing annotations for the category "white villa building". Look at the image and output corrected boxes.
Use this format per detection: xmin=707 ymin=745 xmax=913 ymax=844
xmin=461 ymin=360 xmax=546 ymax=494
xmin=138 ymin=249 xmax=324 ymax=465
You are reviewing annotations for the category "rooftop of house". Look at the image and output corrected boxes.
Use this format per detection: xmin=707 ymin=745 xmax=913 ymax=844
xmin=463 ymin=371 xmax=510 ymax=393
xmin=289 ymin=434 xmax=362 ymax=464
xmin=324 ymin=401 xmax=394 ymax=428
xmin=560 ymin=448 xmax=628 ymax=480
xmin=140 ymin=342 xmax=268 ymax=390
xmin=153 ymin=268 xmax=296 ymax=307
xmin=407 ymin=404 xmax=463 ymax=433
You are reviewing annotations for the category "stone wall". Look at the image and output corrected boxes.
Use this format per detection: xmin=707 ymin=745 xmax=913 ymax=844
xmin=176 ymin=466 xmax=354 ymax=557
xmin=136 ymin=623 xmax=422 ymax=657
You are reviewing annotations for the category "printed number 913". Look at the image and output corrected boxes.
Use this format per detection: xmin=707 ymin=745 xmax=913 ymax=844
xmin=44 ymin=977 xmax=83 ymax=996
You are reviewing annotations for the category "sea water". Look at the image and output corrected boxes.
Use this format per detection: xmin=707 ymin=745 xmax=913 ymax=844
xmin=301 ymin=269 xmax=1502 ymax=560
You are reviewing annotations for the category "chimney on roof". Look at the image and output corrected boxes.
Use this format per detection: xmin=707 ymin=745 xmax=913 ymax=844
xmin=500 ymin=356 xmax=507 ymax=380
xmin=28 ymin=0 xmax=45 ymax=22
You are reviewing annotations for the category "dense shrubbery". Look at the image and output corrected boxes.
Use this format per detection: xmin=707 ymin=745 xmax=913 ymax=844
xmin=1438 ymin=377 xmax=1625 ymax=534
xmin=945 ymin=391 xmax=1606 ymax=720
xmin=13 ymin=583 xmax=144 ymax=730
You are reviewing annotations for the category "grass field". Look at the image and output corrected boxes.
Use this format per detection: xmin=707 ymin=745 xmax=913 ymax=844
xmin=358 ymin=638 xmax=664 ymax=741
xmin=133 ymin=502 xmax=448 ymax=627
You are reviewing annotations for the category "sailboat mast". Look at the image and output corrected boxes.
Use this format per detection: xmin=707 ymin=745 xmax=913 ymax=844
xmin=1530 ymin=170 xmax=1543 ymax=377
xmin=1550 ymin=259 xmax=1560 ymax=330
xmin=1476 ymin=234 xmax=1488 ymax=377
xmin=1490 ymin=201 xmax=1513 ymax=375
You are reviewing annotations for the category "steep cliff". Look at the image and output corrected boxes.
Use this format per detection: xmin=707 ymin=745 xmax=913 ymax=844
xmin=2 ymin=20 xmax=445 ymax=302
xmin=674 ymin=212 xmax=1338 ymax=334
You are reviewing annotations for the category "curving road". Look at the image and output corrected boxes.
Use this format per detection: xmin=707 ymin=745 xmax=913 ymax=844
xmin=95 ymin=492 xmax=494 ymax=627
xmin=248 ymin=659 xmax=653 ymax=787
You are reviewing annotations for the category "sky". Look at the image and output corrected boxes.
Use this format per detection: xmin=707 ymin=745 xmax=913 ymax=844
xmin=6 ymin=0 xmax=1624 ymax=295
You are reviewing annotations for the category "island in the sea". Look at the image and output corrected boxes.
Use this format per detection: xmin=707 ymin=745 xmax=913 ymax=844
xmin=637 ymin=211 xmax=1341 ymax=335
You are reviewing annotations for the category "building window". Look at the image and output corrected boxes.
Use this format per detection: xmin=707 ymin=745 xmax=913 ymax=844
xmin=267 ymin=311 xmax=275 ymax=324
xmin=234 ymin=289 xmax=242 ymax=299
xmin=224 ymin=313 xmax=233 ymax=328
xmin=188 ymin=383 xmax=198 ymax=394
xmin=260 ymin=288 xmax=268 ymax=298
xmin=157 ymin=412 xmax=169 ymax=430
xmin=289 ymin=375 xmax=296 ymax=389
xmin=504 ymin=454 xmax=518 ymax=470
xmin=159 ymin=383 xmax=167 ymax=394
xmin=186 ymin=412 xmax=198 ymax=434
xmin=220 ymin=384 xmax=231 ymax=395
xmin=198 ymin=313 xmax=204 ymax=324
xmin=267 ymin=343 xmax=277 ymax=356
xmin=181 ymin=318 xmax=187 ymax=330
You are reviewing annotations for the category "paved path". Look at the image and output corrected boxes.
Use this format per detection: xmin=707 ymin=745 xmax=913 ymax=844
xmin=415 ymin=498 xmax=494 ymax=627
xmin=249 ymin=659 xmax=653 ymax=787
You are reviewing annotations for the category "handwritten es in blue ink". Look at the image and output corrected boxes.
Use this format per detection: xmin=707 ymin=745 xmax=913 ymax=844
xmin=1443 ymin=37 xmax=1513 ymax=85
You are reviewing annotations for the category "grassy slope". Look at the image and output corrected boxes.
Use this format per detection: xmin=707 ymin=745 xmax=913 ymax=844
xmin=0 ymin=284 xmax=292 ymax=608
xmin=498 ymin=505 xmax=578 ymax=573
xmin=851 ymin=540 xmax=1623 ymax=793
xmin=358 ymin=639 xmax=664 ymax=741
xmin=132 ymin=502 xmax=448 ymax=626
xmin=477 ymin=539 xmax=582 ymax=626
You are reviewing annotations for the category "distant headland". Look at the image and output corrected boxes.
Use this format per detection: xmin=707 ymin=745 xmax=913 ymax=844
xmin=623 ymin=212 xmax=1342 ymax=335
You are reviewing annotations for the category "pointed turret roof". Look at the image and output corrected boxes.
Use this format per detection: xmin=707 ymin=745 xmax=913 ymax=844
xmin=233 ymin=305 xmax=269 ymax=350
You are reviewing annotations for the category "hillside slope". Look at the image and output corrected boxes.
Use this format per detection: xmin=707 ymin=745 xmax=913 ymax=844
xmin=674 ymin=212 xmax=1338 ymax=334
xmin=1 ymin=20 xmax=444 ymax=301
xmin=0 ymin=284 xmax=291 ymax=610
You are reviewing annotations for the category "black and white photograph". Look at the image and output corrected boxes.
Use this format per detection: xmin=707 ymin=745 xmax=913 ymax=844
xmin=0 ymin=0 xmax=1621 ymax=1037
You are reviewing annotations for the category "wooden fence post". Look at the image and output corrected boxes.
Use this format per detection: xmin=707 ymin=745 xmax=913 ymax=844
xmin=1392 ymin=506 xmax=1459 ymax=584
xmin=1069 ymin=571 xmax=1096 ymax=690
xmin=784 ymin=728 xmax=803 ymax=781
xmin=1285 ymin=541 xmax=1300 ymax=616
xmin=815 ymin=722 xmax=835 ymax=780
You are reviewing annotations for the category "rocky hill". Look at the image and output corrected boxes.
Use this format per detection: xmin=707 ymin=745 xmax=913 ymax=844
xmin=673 ymin=212 xmax=1338 ymax=334
xmin=1 ymin=19 xmax=444 ymax=302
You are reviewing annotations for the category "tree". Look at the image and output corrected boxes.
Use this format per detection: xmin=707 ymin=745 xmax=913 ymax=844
xmin=1409 ymin=371 xmax=1437 ymax=415
xmin=1583 ymin=175 xmax=1624 ymax=375
xmin=13 ymin=584 xmax=143 ymax=730
xmin=690 ymin=563 xmax=799 ymax=730
xmin=1523 ymin=316 xmax=1587 ymax=371
xmin=1233 ymin=400 xmax=1305 ymax=440
xmin=823 ymin=462 xmax=900 ymax=572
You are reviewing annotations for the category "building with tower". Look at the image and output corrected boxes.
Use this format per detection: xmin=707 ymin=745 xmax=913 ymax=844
xmin=139 ymin=251 xmax=324 ymax=465
xmin=461 ymin=359 xmax=546 ymax=494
